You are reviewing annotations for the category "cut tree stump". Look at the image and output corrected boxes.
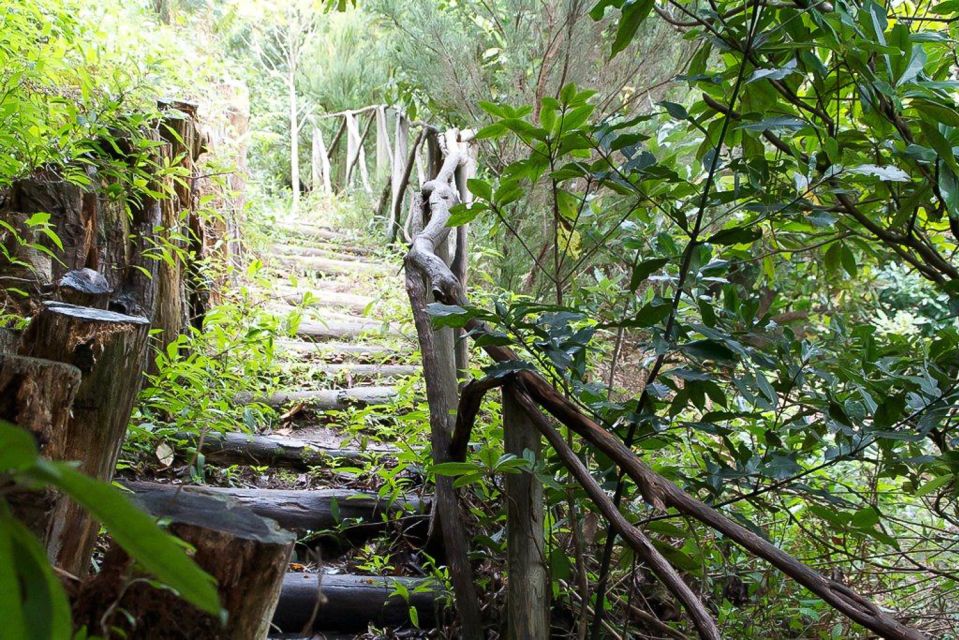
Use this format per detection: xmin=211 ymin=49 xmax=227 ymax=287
xmin=238 ymin=386 xmax=399 ymax=410
xmin=172 ymin=430 xmax=396 ymax=469
xmin=122 ymin=481 xmax=427 ymax=533
xmin=271 ymin=573 xmax=445 ymax=633
xmin=73 ymin=486 xmax=295 ymax=640
xmin=19 ymin=301 xmax=150 ymax=575
xmin=0 ymin=353 xmax=82 ymax=539
xmin=57 ymin=268 xmax=112 ymax=309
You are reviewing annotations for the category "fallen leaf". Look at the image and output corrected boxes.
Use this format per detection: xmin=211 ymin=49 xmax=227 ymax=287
xmin=156 ymin=442 xmax=175 ymax=467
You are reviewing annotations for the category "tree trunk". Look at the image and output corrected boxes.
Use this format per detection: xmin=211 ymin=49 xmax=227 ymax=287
xmin=73 ymin=486 xmax=295 ymax=640
xmin=19 ymin=301 xmax=150 ymax=575
xmin=0 ymin=353 xmax=82 ymax=541
xmin=502 ymin=386 xmax=549 ymax=640
xmin=288 ymin=71 xmax=300 ymax=216
xmin=272 ymin=573 xmax=444 ymax=634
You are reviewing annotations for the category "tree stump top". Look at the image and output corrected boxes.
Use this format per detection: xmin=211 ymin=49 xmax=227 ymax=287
xmin=42 ymin=300 xmax=150 ymax=326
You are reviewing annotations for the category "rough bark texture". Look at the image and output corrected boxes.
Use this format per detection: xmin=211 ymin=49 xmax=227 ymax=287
xmin=272 ymin=573 xmax=444 ymax=634
xmin=0 ymin=353 xmax=81 ymax=540
xmin=73 ymin=487 xmax=295 ymax=640
xmin=122 ymin=481 xmax=427 ymax=534
xmin=19 ymin=301 xmax=150 ymax=575
xmin=502 ymin=387 xmax=549 ymax=640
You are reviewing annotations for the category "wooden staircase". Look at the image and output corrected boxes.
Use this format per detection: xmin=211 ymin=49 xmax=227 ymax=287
xmin=180 ymin=219 xmax=441 ymax=637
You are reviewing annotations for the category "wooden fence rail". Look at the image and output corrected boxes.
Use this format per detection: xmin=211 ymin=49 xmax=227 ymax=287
xmin=302 ymin=105 xmax=445 ymax=244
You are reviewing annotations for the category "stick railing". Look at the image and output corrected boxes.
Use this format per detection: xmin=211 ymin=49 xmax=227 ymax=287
xmin=402 ymin=142 xmax=929 ymax=640
xmin=304 ymin=105 xmax=445 ymax=243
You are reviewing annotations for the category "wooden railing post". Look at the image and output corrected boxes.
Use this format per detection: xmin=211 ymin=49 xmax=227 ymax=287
xmin=502 ymin=385 xmax=549 ymax=640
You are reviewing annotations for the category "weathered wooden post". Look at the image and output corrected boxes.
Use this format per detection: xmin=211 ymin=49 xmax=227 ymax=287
xmin=19 ymin=301 xmax=151 ymax=575
xmin=502 ymin=386 xmax=549 ymax=639
xmin=310 ymin=118 xmax=332 ymax=194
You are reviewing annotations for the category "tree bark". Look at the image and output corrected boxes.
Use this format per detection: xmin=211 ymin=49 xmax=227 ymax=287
xmin=19 ymin=301 xmax=150 ymax=575
xmin=73 ymin=486 xmax=295 ymax=639
xmin=503 ymin=386 xmax=549 ymax=640
xmin=0 ymin=353 xmax=82 ymax=541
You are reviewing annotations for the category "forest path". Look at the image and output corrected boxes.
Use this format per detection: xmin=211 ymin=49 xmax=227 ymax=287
xmin=195 ymin=217 xmax=441 ymax=637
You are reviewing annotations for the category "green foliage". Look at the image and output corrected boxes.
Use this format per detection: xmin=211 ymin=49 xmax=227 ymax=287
xmin=0 ymin=420 xmax=221 ymax=638
xmin=439 ymin=0 xmax=959 ymax=632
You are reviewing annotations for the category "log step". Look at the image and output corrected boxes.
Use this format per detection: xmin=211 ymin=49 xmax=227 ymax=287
xmin=238 ymin=385 xmax=399 ymax=409
xmin=276 ymin=339 xmax=403 ymax=361
xmin=123 ymin=481 xmax=427 ymax=533
xmin=270 ymin=243 xmax=375 ymax=261
xmin=308 ymin=362 xmax=420 ymax=379
xmin=295 ymin=317 xmax=402 ymax=341
xmin=172 ymin=431 xmax=397 ymax=470
xmin=272 ymin=573 xmax=444 ymax=633
xmin=276 ymin=222 xmax=348 ymax=242
xmin=274 ymin=286 xmax=374 ymax=314
xmin=269 ymin=254 xmax=391 ymax=277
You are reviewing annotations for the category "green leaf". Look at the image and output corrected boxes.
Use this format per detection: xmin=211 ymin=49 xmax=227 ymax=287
xmin=6 ymin=513 xmax=72 ymax=639
xmin=630 ymin=257 xmax=668 ymax=291
xmin=432 ymin=462 xmax=482 ymax=476
xmin=610 ymin=0 xmax=655 ymax=57
xmin=466 ymin=178 xmax=492 ymax=201
xmin=426 ymin=303 xmax=472 ymax=328
xmin=0 ymin=420 xmax=40 ymax=472
xmin=914 ymin=473 xmax=954 ymax=497
xmin=0 ymin=512 xmax=28 ymax=639
xmin=706 ymin=226 xmax=762 ymax=245
xmin=681 ymin=339 xmax=737 ymax=363
xmin=35 ymin=461 xmax=221 ymax=616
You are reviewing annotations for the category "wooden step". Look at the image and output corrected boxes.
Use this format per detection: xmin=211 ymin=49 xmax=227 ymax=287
xmin=269 ymin=254 xmax=391 ymax=277
xmin=295 ymin=317 xmax=401 ymax=341
xmin=172 ymin=431 xmax=396 ymax=470
xmin=272 ymin=573 xmax=444 ymax=634
xmin=238 ymin=386 xmax=399 ymax=409
xmin=274 ymin=286 xmax=374 ymax=314
xmin=123 ymin=481 xmax=427 ymax=533
xmin=276 ymin=222 xmax=347 ymax=242
xmin=277 ymin=339 xmax=402 ymax=361
xmin=271 ymin=243 xmax=374 ymax=262
xmin=307 ymin=362 xmax=420 ymax=379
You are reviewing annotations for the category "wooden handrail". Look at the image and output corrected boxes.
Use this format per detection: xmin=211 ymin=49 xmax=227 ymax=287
xmin=401 ymin=135 xmax=928 ymax=640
